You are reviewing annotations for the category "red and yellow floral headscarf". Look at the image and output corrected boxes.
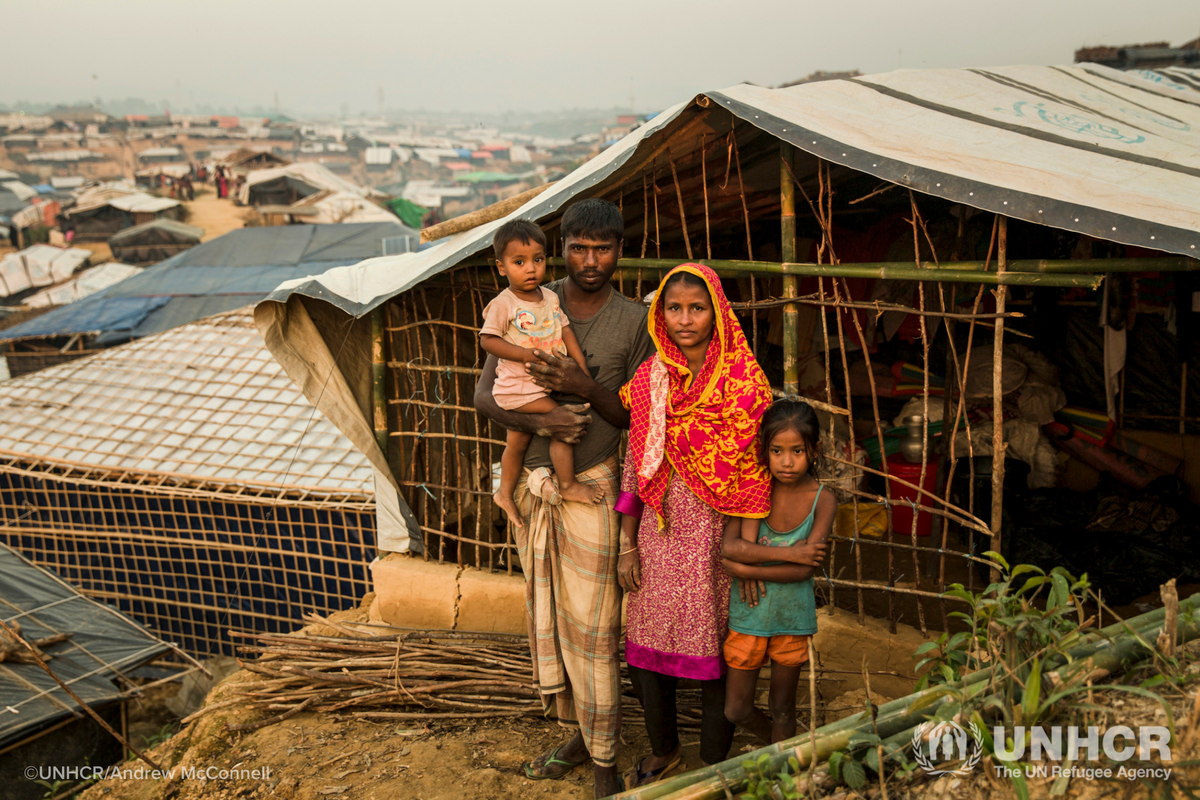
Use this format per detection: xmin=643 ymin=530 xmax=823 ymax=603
xmin=619 ymin=263 xmax=772 ymax=524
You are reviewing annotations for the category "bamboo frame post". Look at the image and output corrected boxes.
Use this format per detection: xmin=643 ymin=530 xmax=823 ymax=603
xmin=1181 ymin=363 xmax=1188 ymax=435
xmin=371 ymin=306 xmax=388 ymax=454
xmin=990 ymin=217 xmax=1008 ymax=581
xmin=780 ymin=143 xmax=799 ymax=393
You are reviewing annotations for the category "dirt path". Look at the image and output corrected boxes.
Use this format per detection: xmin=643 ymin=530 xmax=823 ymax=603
xmin=183 ymin=188 xmax=248 ymax=242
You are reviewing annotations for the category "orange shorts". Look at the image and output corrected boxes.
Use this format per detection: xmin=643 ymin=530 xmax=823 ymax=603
xmin=724 ymin=631 xmax=811 ymax=670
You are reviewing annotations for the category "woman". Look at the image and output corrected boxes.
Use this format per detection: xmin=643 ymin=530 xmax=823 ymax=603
xmin=616 ymin=263 xmax=773 ymax=786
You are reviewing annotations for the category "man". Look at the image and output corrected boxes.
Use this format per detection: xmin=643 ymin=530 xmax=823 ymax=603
xmin=474 ymin=198 xmax=653 ymax=797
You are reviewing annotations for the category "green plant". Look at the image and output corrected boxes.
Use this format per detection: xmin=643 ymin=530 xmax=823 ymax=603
xmin=913 ymin=553 xmax=1092 ymax=698
xmin=737 ymin=753 xmax=805 ymax=800
xmin=139 ymin=721 xmax=178 ymax=749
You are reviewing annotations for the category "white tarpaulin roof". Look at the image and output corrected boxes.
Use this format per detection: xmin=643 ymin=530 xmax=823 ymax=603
xmin=1 ymin=181 xmax=36 ymax=201
xmin=288 ymin=190 xmax=398 ymax=225
xmin=237 ymin=162 xmax=385 ymax=205
xmin=0 ymin=309 xmax=378 ymax=501
xmin=259 ymin=64 xmax=1200 ymax=320
xmin=107 ymin=193 xmax=181 ymax=213
xmin=0 ymin=245 xmax=91 ymax=298
xmin=23 ymin=262 xmax=142 ymax=308
xmin=253 ymin=63 xmax=1200 ymax=553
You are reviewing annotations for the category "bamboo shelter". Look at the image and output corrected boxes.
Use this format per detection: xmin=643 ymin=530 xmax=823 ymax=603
xmin=256 ymin=64 xmax=1200 ymax=634
xmin=0 ymin=310 xmax=384 ymax=656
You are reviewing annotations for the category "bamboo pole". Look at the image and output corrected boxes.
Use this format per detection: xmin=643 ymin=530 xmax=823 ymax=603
xmin=612 ymin=599 xmax=1200 ymax=800
xmin=780 ymin=143 xmax=799 ymax=394
xmin=371 ymin=306 xmax=388 ymax=453
xmin=419 ymin=183 xmax=556 ymax=243
xmin=544 ymin=256 xmax=1113 ymax=287
xmin=990 ymin=217 xmax=1008 ymax=582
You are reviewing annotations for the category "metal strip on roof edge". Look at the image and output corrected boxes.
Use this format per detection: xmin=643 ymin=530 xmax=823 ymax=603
xmin=707 ymin=89 xmax=1200 ymax=262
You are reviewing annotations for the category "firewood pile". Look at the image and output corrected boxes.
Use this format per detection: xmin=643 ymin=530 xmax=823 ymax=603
xmin=183 ymin=615 xmax=706 ymax=732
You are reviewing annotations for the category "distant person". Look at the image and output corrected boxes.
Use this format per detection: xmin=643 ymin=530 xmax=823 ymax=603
xmin=480 ymin=219 xmax=601 ymax=528
xmin=474 ymin=199 xmax=653 ymax=798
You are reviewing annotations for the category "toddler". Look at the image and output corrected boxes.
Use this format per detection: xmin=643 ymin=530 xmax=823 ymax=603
xmin=480 ymin=219 xmax=603 ymax=528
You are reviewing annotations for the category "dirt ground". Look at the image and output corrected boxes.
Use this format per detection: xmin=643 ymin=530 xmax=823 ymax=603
xmin=74 ymin=594 xmax=923 ymax=800
xmin=73 ymin=588 xmax=1200 ymax=800
xmin=183 ymin=187 xmax=251 ymax=242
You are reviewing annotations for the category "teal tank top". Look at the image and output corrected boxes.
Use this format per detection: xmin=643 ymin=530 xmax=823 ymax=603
xmin=727 ymin=486 xmax=822 ymax=637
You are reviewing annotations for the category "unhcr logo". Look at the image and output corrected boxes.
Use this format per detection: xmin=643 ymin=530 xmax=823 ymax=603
xmin=912 ymin=721 xmax=984 ymax=776
xmin=911 ymin=723 xmax=1174 ymax=781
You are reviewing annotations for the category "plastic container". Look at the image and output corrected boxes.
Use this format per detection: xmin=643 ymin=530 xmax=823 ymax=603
xmin=885 ymin=453 xmax=938 ymax=537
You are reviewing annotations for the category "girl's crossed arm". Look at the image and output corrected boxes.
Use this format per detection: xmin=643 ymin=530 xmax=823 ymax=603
xmin=721 ymin=492 xmax=837 ymax=605
xmin=722 ymin=516 xmax=828 ymax=569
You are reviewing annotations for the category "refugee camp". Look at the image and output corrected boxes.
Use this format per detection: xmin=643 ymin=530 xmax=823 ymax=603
xmin=2 ymin=3 xmax=1200 ymax=799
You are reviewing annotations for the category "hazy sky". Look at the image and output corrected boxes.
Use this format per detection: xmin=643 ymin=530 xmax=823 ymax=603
xmin=3 ymin=0 xmax=1197 ymax=115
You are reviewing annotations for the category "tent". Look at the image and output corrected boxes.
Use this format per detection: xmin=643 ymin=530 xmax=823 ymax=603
xmin=238 ymin=162 xmax=384 ymax=207
xmin=385 ymin=196 xmax=428 ymax=229
xmin=108 ymin=218 xmax=204 ymax=264
xmin=0 ymin=245 xmax=90 ymax=299
xmin=248 ymin=64 xmax=1200 ymax=624
xmin=216 ymin=147 xmax=290 ymax=175
xmin=0 ymin=309 xmax=392 ymax=656
xmin=0 ymin=542 xmax=176 ymax=750
xmin=0 ymin=221 xmax=417 ymax=346
xmin=23 ymin=262 xmax=142 ymax=308
xmin=62 ymin=191 xmax=183 ymax=240
xmin=283 ymin=189 xmax=399 ymax=225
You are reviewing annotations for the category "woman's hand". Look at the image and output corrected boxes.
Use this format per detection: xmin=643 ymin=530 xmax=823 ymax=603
xmin=618 ymin=549 xmax=642 ymax=592
xmin=785 ymin=540 xmax=828 ymax=567
xmin=738 ymin=578 xmax=765 ymax=607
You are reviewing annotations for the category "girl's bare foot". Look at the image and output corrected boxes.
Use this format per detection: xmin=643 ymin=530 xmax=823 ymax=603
xmin=493 ymin=490 xmax=525 ymax=528
xmin=559 ymin=479 xmax=604 ymax=505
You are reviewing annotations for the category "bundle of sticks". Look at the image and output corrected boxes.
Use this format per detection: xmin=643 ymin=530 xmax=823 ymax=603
xmin=185 ymin=615 xmax=707 ymax=732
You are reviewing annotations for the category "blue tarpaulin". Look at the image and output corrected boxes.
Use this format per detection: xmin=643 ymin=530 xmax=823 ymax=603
xmin=0 ymin=221 xmax=417 ymax=343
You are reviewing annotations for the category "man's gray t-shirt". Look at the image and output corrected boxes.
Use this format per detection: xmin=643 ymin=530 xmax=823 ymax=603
xmin=522 ymin=279 xmax=655 ymax=472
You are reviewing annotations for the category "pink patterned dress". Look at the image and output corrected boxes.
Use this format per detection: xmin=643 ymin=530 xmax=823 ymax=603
xmin=621 ymin=451 xmax=731 ymax=680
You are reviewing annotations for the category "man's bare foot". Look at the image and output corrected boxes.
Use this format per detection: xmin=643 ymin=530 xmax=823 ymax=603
xmin=493 ymin=490 xmax=525 ymax=528
xmin=559 ymin=479 xmax=604 ymax=505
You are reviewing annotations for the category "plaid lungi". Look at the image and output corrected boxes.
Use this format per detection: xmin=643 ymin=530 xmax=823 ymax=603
xmin=513 ymin=455 xmax=621 ymax=767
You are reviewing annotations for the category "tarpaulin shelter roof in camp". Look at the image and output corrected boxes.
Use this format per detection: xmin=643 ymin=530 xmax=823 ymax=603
xmin=1 ymin=181 xmax=36 ymax=201
xmin=0 ymin=542 xmax=174 ymax=749
xmin=1 ymin=221 xmax=416 ymax=345
xmin=284 ymin=190 xmax=399 ymax=225
xmin=258 ymin=64 xmax=1200 ymax=321
xmin=252 ymin=63 xmax=1200 ymax=554
xmin=0 ymin=311 xmax=397 ymax=656
xmin=0 ymin=309 xmax=376 ymax=499
xmin=0 ymin=245 xmax=91 ymax=299
xmin=238 ymin=162 xmax=385 ymax=207
xmin=108 ymin=218 xmax=204 ymax=264
xmin=24 ymin=262 xmax=142 ymax=308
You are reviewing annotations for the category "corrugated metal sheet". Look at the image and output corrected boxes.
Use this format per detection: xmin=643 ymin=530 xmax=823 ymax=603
xmin=0 ymin=543 xmax=171 ymax=749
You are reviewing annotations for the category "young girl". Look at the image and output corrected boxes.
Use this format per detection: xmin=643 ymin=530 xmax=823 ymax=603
xmin=721 ymin=398 xmax=834 ymax=744
xmin=480 ymin=219 xmax=603 ymax=528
